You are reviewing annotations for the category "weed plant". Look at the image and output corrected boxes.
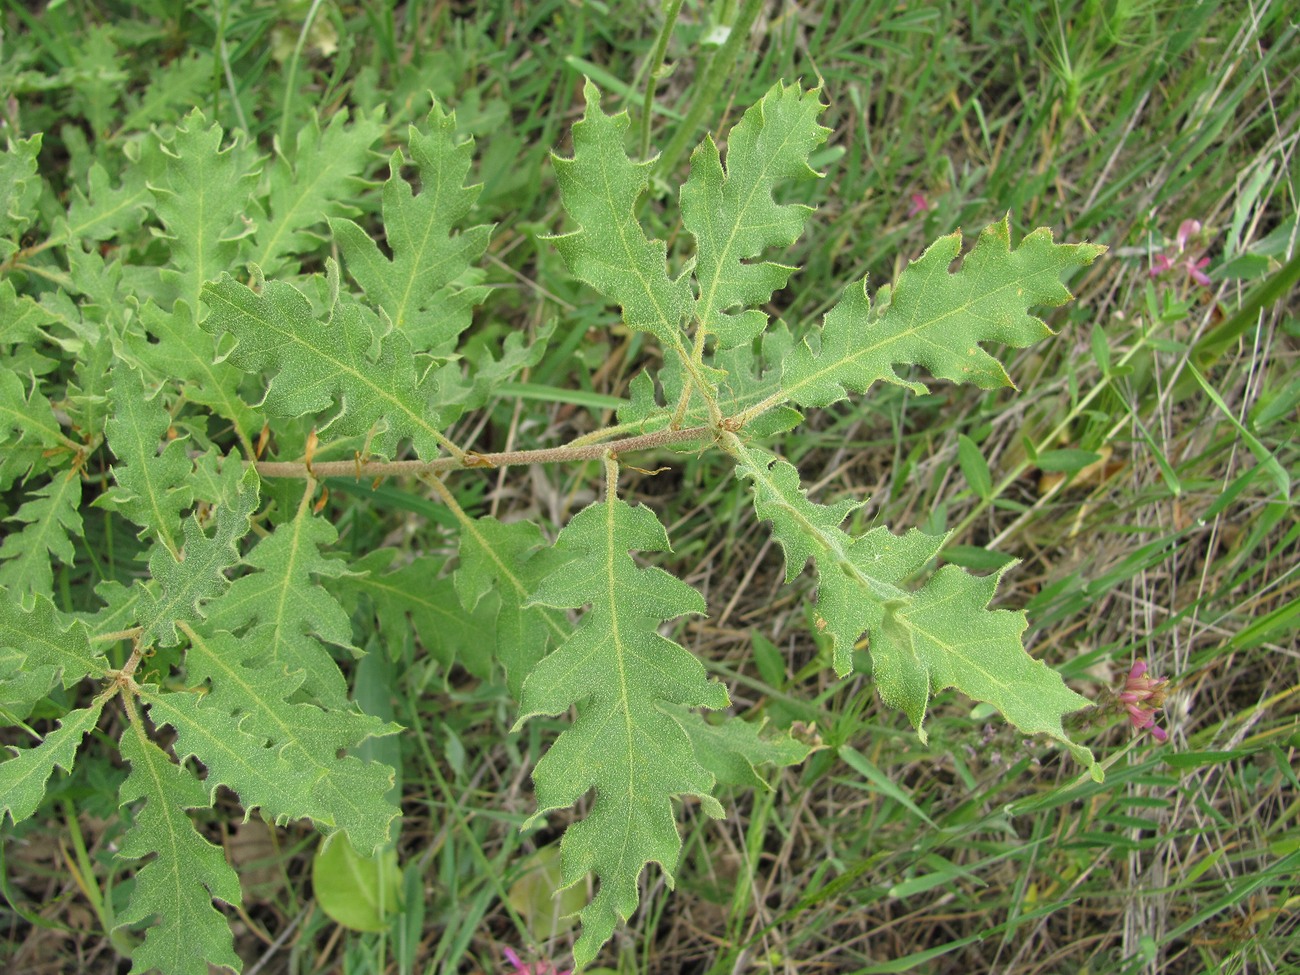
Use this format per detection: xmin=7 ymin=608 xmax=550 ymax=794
xmin=0 ymin=2 xmax=1297 ymax=974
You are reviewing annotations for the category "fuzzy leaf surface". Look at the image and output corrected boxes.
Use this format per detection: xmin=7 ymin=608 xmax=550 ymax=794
xmin=331 ymin=102 xmax=492 ymax=350
xmin=681 ymin=81 xmax=828 ymax=347
xmin=734 ymin=446 xmax=1098 ymax=777
xmin=205 ymin=493 xmax=356 ymax=708
xmin=0 ymin=700 xmax=104 ymax=825
xmin=115 ymin=728 xmax=242 ymax=975
xmin=0 ymin=368 xmax=73 ymax=488
xmin=0 ymin=592 xmax=108 ymax=688
xmin=254 ymin=109 xmax=385 ymax=277
xmin=150 ymin=109 xmax=260 ymax=318
xmin=549 ymin=81 xmax=694 ymax=347
xmin=138 ymin=466 xmax=259 ymax=647
xmin=454 ymin=515 xmax=568 ymax=697
xmin=166 ymin=624 xmax=400 ymax=854
xmin=779 ymin=219 xmax=1106 ymax=406
xmin=200 ymin=265 xmax=445 ymax=459
xmin=0 ymin=470 xmax=83 ymax=598
xmin=98 ymin=365 xmax=194 ymax=553
xmin=60 ymin=160 xmax=154 ymax=244
xmin=517 ymin=497 xmax=730 ymax=968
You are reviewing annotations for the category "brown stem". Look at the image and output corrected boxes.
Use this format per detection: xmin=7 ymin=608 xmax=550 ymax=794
xmin=254 ymin=424 xmax=713 ymax=480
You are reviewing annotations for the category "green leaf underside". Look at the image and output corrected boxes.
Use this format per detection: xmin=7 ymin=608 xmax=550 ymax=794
xmin=549 ymin=81 xmax=694 ymax=348
xmin=116 ymin=728 xmax=242 ymax=975
xmin=341 ymin=551 xmax=481 ymax=670
xmin=205 ymin=497 xmax=356 ymax=708
xmin=139 ymin=466 xmax=259 ymax=647
xmin=0 ymin=700 xmax=104 ymax=826
xmin=779 ymin=219 xmax=1107 ymax=406
xmin=454 ymin=515 xmax=569 ymax=697
xmin=734 ymin=446 xmax=1097 ymax=777
xmin=0 ymin=592 xmax=108 ymax=688
xmin=0 ymin=469 xmax=83 ymax=598
xmin=516 ymin=498 xmax=730 ymax=969
xmin=665 ymin=706 xmax=814 ymax=791
xmin=331 ymin=102 xmax=492 ymax=351
xmin=681 ymin=81 xmax=829 ymax=348
xmin=255 ymin=109 xmax=385 ymax=277
xmin=166 ymin=625 xmax=399 ymax=854
xmin=200 ymin=266 xmax=445 ymax=460
xmin=99 ymin=365 xmax=194 ymax=553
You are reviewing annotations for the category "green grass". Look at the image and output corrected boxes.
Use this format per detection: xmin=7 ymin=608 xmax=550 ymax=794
xmin=2 ymin=0 xmax=1297 ymax=973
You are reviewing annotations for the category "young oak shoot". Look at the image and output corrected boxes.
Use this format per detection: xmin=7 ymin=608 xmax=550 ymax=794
xmin=0 ymin=77 xmax=1106 ymax=975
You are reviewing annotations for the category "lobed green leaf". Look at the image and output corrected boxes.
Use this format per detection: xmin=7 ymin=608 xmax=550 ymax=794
xmin=733 ymin=445 xmax=1098 ymax=778
xmin=200 ymin=263 xmax=446 ymax=460
xmin=548 ymin=80 xmax=694 ymax=348
xmin=516 ymin=496 xmax=730 ymax=968
xmin=254 ymin=109 xmax=386 ymax=278
xmin=205 ymin=493 xmax=357 ymax=708
xmin=779 ymin=218 xmax=1106 ymax=406
xmin=115 ymin=728 xmax=243 ymax=975
xmin=0 ymin=469 xmax=83 ymax=599
xmin=682 ymin=80 xmax=829 ymax=348
xmin=0 ymin=700 xmax=105 ymax=826
xmin=331 ymin=102 xmax=493 ymax=351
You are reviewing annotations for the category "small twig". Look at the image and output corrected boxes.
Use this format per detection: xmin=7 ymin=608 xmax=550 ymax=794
xmin=253 ymin=423 xmax=713 ymax=481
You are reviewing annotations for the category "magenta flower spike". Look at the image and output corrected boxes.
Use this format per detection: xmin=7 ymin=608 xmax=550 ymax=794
xmin=907 ymin=192 xmax=931 ymax=217
xmin=1119 ymin=661 xmax=1169 ymax=742
xmin=501 ymin=947 xmax=572 ymax=975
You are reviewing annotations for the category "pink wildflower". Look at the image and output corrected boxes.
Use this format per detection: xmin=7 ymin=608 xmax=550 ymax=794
xmin=907 ymin=193 xmax=931 ymax=217
xmin=1148 ymin=219 xmax=1212 ymax=288
xmin=502 ymin=947 xmax=572 ymax=975
xmin=1118 ymin=661 xmax=1169 ymax=742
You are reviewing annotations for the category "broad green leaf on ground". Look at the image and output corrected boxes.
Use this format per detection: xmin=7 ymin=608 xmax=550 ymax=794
xmin=733 ymin=445 xmax=1099 ymax=779
xmin=150 ymin=108 xmax=260 ymax=318
xmin=60 ymin=160 xmax=154 ymax=245
xmin=453 ymin=515 xmax=568 ymax=697
xmin=254 ymin=109 xmax=386 ymax=278
xmin=0 ymin=700 xmax=104 ymax=825
xmin=205 ymin=491 xmax=355 ymax=708
xmin=0 ymin=134 xmax=42 ymax=258
xmin=115 ymin=727 xmax=242 ymax=975
xmin=312 ymin=835 xmax=400 ymax=933
xmin=0 ymin=591 xmax=108 ymax=687
xmin=167 ymin=624 xmax=400 ymax=855
xmin=0 ymin=469 xmax=83 ymax=598
xmin=138 ymin=465 xmax=259 ymax=647
xmin=98 ymin=365 xmax=194 ymax=554
xmin=778 ymin=219 xmax=1107 ymax=407
xmin=331 ymin=102 xmax=492 ymax=351
xmin=664 ymin=706 xmax=814 ymax=791
xmin=200 ymin=262 xmax=446 ymax=460
xmin=516 ymin=497 xmax=730 ymax=968
xmin=549 ymin=81 xmax=694 ymax=348
xmin=681 ymin=81 xmax=829 ymax=348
